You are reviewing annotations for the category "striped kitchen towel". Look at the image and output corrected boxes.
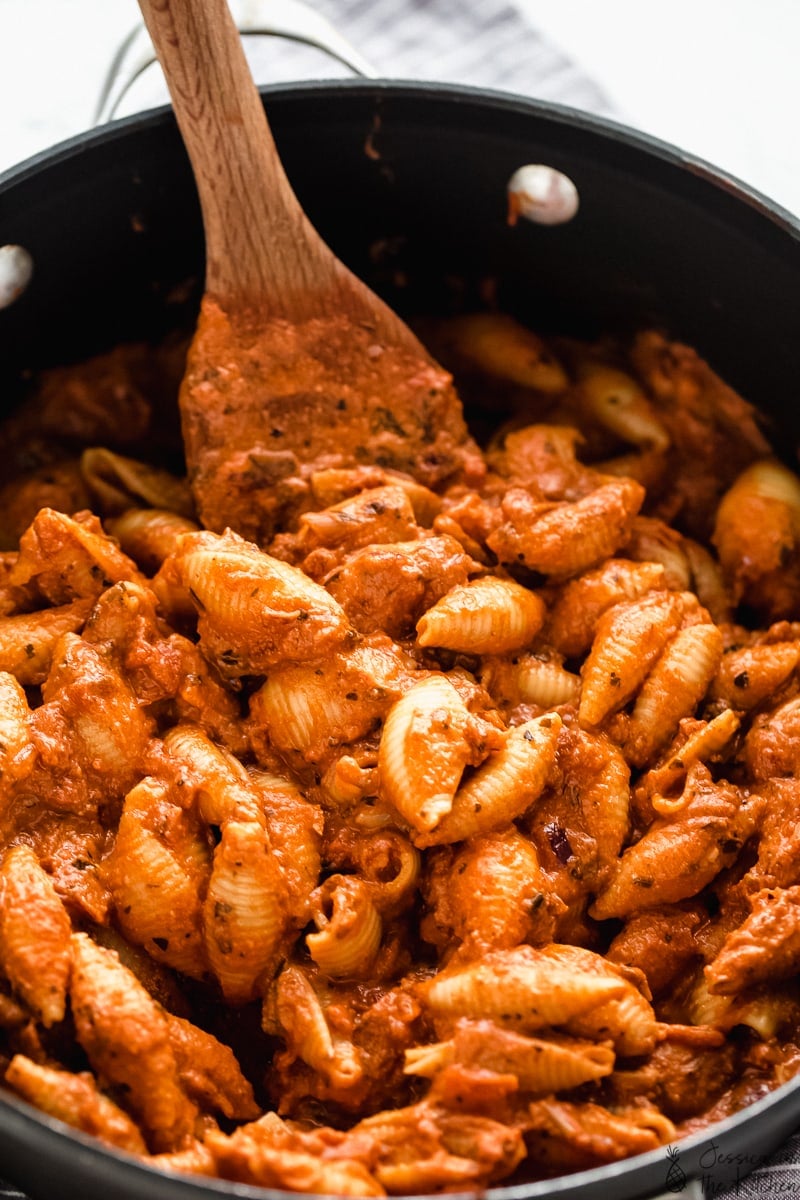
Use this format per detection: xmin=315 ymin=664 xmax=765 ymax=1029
xmin=240 ymin=0 xmax=615 ymax=108
xmin=106 ymin=0 xmax=616 ymax=119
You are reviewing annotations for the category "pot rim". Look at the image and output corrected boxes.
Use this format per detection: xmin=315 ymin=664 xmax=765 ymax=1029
xmin=2 ymin=1058 xmax=800 ymax=1199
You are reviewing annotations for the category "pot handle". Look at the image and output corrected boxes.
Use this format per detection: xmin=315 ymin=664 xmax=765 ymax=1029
xmin=94 ymin=0 xmax=379 ymax=125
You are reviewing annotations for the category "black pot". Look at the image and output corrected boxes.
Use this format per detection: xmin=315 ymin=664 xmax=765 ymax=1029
xmin=1 ymin=81 xmax=800 ymax=1200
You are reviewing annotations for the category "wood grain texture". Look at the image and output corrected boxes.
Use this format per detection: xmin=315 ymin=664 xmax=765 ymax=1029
xmin=137 ymin=0 xmax=426 ymax=347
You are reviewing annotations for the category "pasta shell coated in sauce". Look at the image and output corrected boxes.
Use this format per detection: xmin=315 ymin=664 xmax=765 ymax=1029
xmin=579 ymin=592 xmax=684 ymax=728
xmin=203 ymin=817 xmax=287 ymax=1005
xmin=417 ymin=577 xmax=545 ymax=655
xmin=379 ymin=675 xmax=501 ymax=834
xmin=307 ymin=875 xmax=383 ymax=980
xmin=163 ymin=529 xmax=352 ymax=676
xmin=416 ymin=713 xmax=562 ymax=848
xmin=419 ymin=945 xmax=626 ymax=1034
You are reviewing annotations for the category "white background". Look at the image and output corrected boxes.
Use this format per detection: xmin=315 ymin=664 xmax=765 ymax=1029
xmin=522 ymin=0 xmax=800 ymax=220
xmin=1 ymin=0 xmax=799 ymax=219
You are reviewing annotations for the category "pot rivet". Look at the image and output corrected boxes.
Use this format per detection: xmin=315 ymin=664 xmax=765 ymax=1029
xmin=0 ymin=245 xmax=34 ymax=310
xmin=507 ymin=165 xmax=579 ymax=227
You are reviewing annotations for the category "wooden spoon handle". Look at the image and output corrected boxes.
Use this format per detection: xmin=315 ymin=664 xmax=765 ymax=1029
xmin=137 ymin=0 xmax=343 ymax=316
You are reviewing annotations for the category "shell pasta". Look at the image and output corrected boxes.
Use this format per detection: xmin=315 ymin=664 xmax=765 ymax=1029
xmin=1 ymin=315 xmax=800 ymax=1195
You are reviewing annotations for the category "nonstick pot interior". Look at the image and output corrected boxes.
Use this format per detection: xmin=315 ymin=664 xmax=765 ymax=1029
xmin=1 ymin=81 xmax=799 ymax=443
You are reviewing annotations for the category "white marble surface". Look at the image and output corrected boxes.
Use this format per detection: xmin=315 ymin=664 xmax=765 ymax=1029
xmin=1 ymin=0 xmax=799 ymax=219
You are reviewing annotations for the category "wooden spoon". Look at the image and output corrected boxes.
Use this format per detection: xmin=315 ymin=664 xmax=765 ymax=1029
xmin=137 ymin=0 xmax=476 ymax=544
